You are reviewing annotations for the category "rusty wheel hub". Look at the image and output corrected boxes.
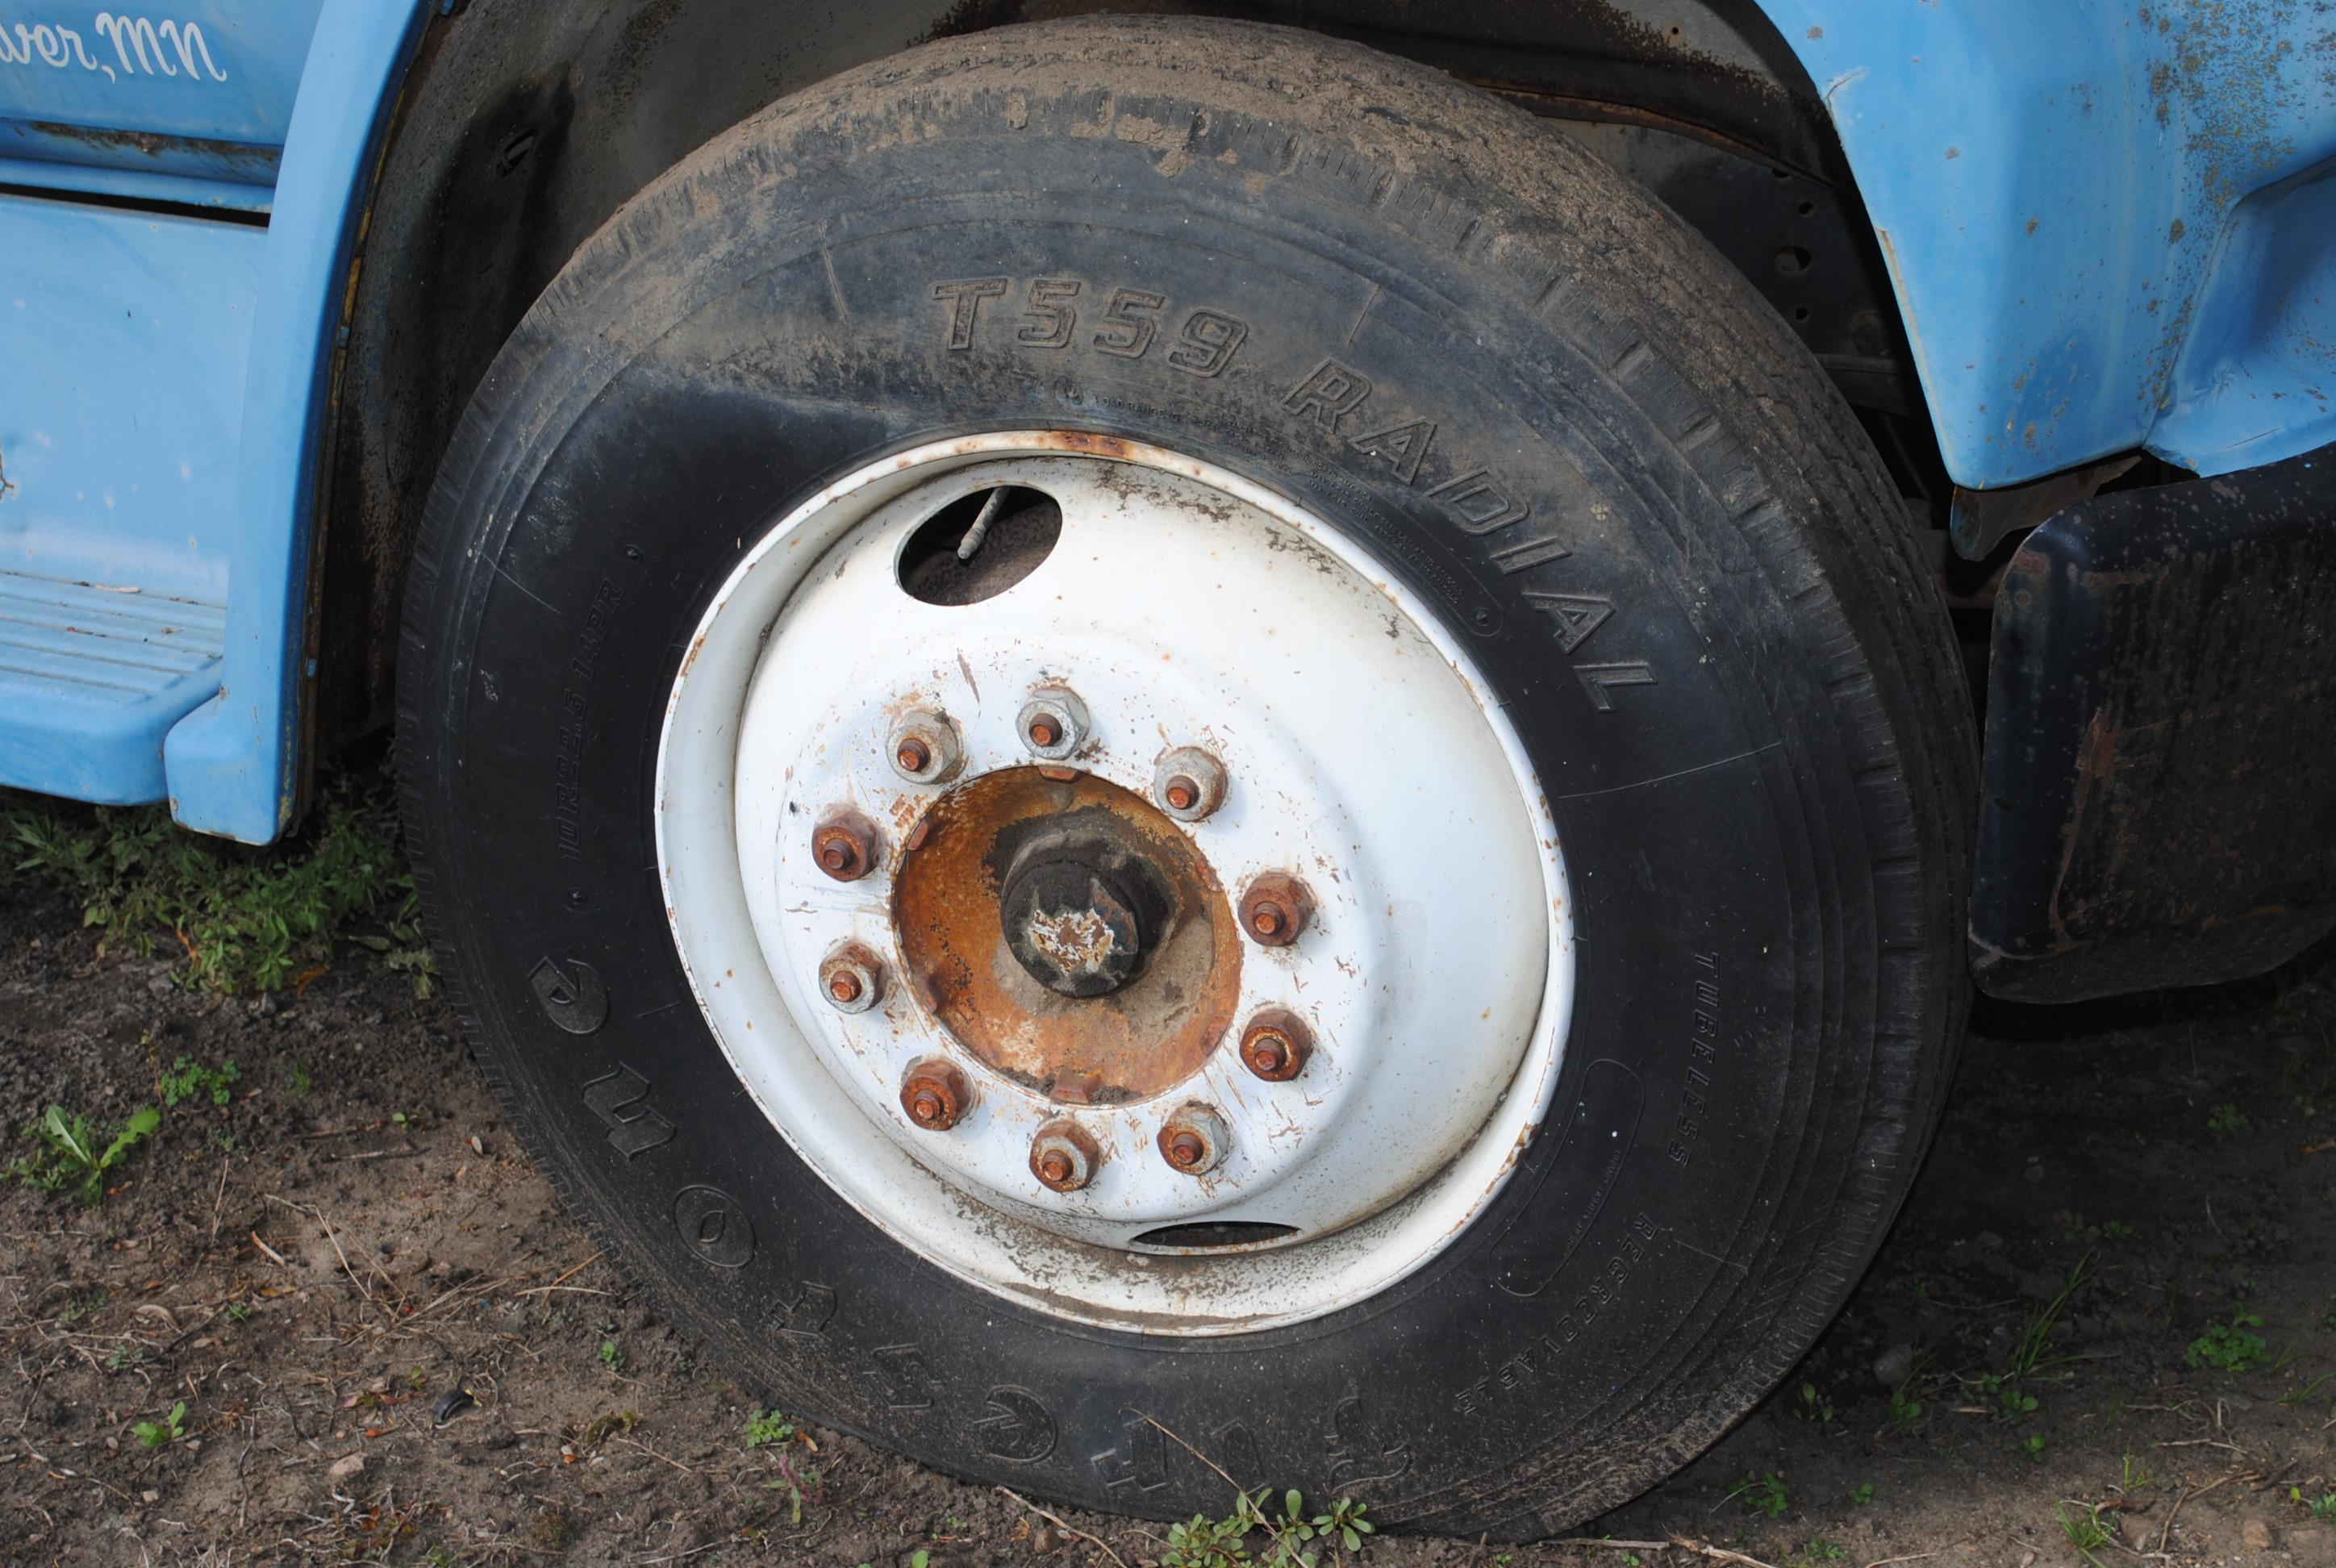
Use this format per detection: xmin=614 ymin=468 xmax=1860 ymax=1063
xmin=655 ymin=435 xmax=1571 ymax=1334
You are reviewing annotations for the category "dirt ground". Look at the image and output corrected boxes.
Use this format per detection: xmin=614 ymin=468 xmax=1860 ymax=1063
xmin=3 ymin=871 xmax=2334 ymax=1568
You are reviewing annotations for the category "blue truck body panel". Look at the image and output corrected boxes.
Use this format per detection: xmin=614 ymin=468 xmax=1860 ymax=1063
xmin=0 ymin=0 xmax=2330 ymax=838
xmin=1770 ymin=1 xmax=2336 ymax=486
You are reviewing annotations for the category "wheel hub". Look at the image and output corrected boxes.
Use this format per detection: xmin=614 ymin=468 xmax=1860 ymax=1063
xmin=654 ymin=433 xmax=1573 ymax=1333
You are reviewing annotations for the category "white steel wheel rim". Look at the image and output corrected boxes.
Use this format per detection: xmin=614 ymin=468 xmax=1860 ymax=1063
xmin=657 ymin=433 xmax=1574 ymax=1335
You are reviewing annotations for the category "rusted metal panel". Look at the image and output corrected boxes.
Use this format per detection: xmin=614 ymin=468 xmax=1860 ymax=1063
xmin=1972 ymin=443 xmax=2336 ymax=1003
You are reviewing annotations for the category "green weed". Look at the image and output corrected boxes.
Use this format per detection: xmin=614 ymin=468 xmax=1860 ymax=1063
xmin=1848 ymin=1483 xmax=1874 ymax=1505
xmin=158 ymin=1056 xmax=240 ymax=1108
xmin=1728 ymin=1472 xmax=1790 ymax=1519
xmin=2292 ymin=1488 xmax=2336 ymax=1524
xmin=131 ymin=1401 xmax=186 ymax=1449
xmin=744 ymin=1407 xmax=795 ymax=1449
xmin=1795 ymin=1381 xmax=1837 ymax=1428
xmin=2188 ymin=1311 xmax=2272 ymax=1372
xmin=2 ymin=1104 xmax=161 ymax=1204
xmin=1162 ymin=1488 xmax=1374 ymax=1567
xmin=2207 ymin=1103 xmax=2248 ymax=1135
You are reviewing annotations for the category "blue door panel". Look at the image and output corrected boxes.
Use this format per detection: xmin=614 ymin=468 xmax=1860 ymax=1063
xmin=0 ymin=192 xmax=258 ymax=803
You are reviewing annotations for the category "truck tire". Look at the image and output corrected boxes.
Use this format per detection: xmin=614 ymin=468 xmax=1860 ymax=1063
xmin=398 ymin=17 xmax=1974 ymax=1536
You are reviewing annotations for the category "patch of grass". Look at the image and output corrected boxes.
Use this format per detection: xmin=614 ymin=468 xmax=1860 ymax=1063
xmin=1848 ymin=1483 xmax=1874 ymax=1505
xmin=1728 ymin=1472 xmax=1790 ymax=1520
xmin=1794 ymin=1382 xmax=1837 ymax=1428
xmin=1788 ymin=1541 xmax=1845 ymax=1566
xmin=0 ymin=765 xmax=432 ymax=995
xmin=2280 ymin=1371 xmax=2334 ymax=1406
xmin=131 ymin=1401 xmax=186 ymax=1449
xmin=2 ymin=1104 xmax=161 ymax=1204
xmin=2188 ymin=1310 xmax=2273 ymax=1372
xmin=158 ymin=1056 xmax=240 ymax=1108
xmin=2207 ymin=1102 xmax=2248 ymax=1135
xmin=598 ymin=1337 xmax=625 ymax=1373
xmin=2292 ymin=1487 xmax=2336 ymax=1524
xmin=2058 ymin=1503 xmax=2114 ymax=1566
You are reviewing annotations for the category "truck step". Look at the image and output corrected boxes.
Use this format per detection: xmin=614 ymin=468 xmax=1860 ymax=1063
xmin=0 ymin=571 xmax=226 ymax=806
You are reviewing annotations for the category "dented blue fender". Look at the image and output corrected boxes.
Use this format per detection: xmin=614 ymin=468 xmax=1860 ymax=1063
xmin=1763 ymin=0 xmax=2336 ymax=487
xmin=2 ymin=0 xmax=2330 ymax=839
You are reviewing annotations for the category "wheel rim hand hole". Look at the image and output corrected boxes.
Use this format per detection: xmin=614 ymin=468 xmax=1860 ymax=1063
xmin=898 ymin=485 xmax=1062 ymax=606
xmin=1131 ymin=1222 xmax=1299 ymax=1251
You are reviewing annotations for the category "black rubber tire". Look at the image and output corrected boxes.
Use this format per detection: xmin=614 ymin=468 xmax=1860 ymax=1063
xmin=397 ymin=17 xmax=1975 ymax=1537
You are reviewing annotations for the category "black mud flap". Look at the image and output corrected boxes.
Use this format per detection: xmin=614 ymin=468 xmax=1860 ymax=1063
xmin=1972 ymin=444 xmax=2336 ymax=1003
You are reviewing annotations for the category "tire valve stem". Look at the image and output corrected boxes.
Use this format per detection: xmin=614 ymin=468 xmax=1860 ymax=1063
xmin=955 ymin=486 xmax=1009 ymax=562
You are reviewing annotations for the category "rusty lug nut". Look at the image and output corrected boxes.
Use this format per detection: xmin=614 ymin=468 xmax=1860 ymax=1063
xmin=1152 ymin=745 xmax=1228 ymax=823
xmin=1016 ymin=686 xmax=1091 ymax=760
xmin=1028 ymin=1120 xmax=1101 ymax=1192
xmin=886 ymin=711 xmax=962 ymax=786
xmin=1238 ymin=1009 xmax=1312 ymax=1081
xmin=811 ymin=813 xmax=880 ymax=882
xmin=818 ymin=943 xmax=884 ymax=1014
xmin=1157 ymin=1103 xmax=1228 ymax=1177
xmin=1237 ymin=871 xmax=1314 ymax=948
xmin=899 ymin=1059 xmax=971 ymax=1132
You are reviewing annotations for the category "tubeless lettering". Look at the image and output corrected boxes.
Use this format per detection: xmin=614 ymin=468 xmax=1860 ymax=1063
xmin=1090 ymin=1409 xmax=1170 ymax=1492
xmin=1455 ymin=1211 xmax=1661 ymax=1416
xmin=1669 ymin=952 xmax=1720 ymax=1166
xmin=974 ymin=1387 xmax=1058 ymax=1462
xmin=767 ymin=1282 xmax=838 ymax=1341
xmin=581 ymin=1063 xmax=674 ymax=1157
xmin=671 ymin=1185 xmax=755 ymax=1269
xmin=528 ymin=957 xmax=607 ymax=1035
xmin=1211 ymin=1420 xmax=1263 ymax=1487
xmin=866 ymin=1344 xmax=936 ymax=1409
xmin=1324 ymin=1395 xmax=1410 ymax=1488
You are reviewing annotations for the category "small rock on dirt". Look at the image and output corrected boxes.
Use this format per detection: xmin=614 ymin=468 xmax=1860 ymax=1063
xmin=2119 ymin=1512 xmax=2156 ymax=1551
xmin=1873 ymin=1343 xmax=1916 ymax=1387
xmin=2243 ymin=1519 xmax=2276 ymax=1552
xmin=327 ymin=1453 xmax=365 ymax=1483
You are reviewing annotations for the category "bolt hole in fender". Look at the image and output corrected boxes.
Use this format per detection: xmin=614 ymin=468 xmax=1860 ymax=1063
xmin=400 ymin=16 xmax=1970 ymax=1538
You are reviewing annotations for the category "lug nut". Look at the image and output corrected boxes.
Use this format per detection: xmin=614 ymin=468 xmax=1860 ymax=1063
xmin=1028 ymin=1120 xmax=1101 ymax=1192
xmin=899 ymin=1059 xmax=970 ymax=1131
xmin=818 ymin=943 xmax=885 ymax=1014
xmin=811 ymin=812 xmax=880 ymax=882
xmin=887 ymin=711 xmax=962 ymax=786
xmin=1152 ymin=746 xmax=1228 ymax=822
xmin=1016 ymin=686 xmax=1091 ymax=760
xmin=1156 ymin=1103 xmax=1228 ymax=1176
xmin=1237 ymin=871 xmax=1314 ymax=948
xmin=1238 ymin=1009 xmax=1312 ymax=1081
